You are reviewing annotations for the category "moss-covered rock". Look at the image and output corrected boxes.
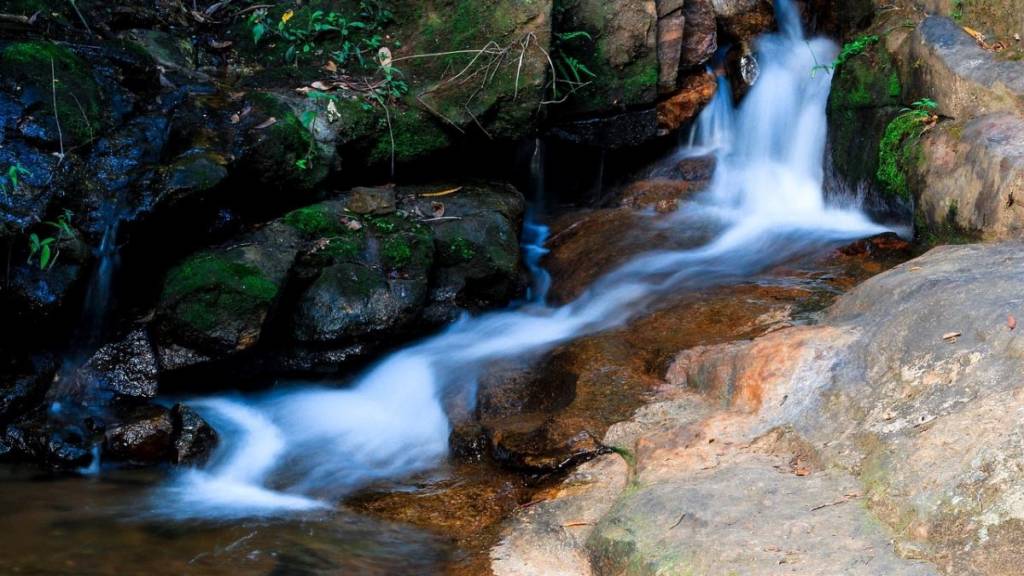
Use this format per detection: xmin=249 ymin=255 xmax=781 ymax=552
xmin=0 ymin=41 xmax=107 ymax=146
xmin=827 ymin=37 xmax=903 ymax=189
xmin=553 ymin=0 xmax=659 ymax=116
xmin=238 ymin=91 xmax=333 ymax=194
xmin=156 ymin=222 xmax=302 ymax=356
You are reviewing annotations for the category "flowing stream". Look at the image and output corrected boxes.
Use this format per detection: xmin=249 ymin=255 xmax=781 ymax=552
xmin=154 ymin=0 xmax=887 ymax=520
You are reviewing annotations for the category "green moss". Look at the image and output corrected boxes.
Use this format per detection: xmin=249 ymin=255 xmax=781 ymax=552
xmin=247 ymin=92 xmax=328 ymax=190
xmin=0 ymin=41 xmax=105 ymax=144
xmin=163 ymin=254 xmax=279 ymax=332
xmin=284 ymin=204 xmax=347 ymax=236
xmin=876 ymin=112 xmax=925 ymax=200
xmin=445 ymin=236 xmax=477 ymax=262
xmin=370 ymin=106 xmax=450 ymax=164
xmin=381 ymin=236 xmax=413 ymax=267
xmin=622 ymin=64 xmax=658 ymax=104
xmin=887 ymin=73 xmax=902 ymax=99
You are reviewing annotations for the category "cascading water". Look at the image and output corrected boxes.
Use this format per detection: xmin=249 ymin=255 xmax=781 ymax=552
xmin=155 ymin=0 xmax=887 ymax=519
xmin=522 ymin=138 xmax=552 ymax=304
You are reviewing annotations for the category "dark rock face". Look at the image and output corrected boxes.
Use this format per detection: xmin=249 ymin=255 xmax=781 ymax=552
xmin=171 ymin=403 xmax=217 ymax=464
xmin=71 ymin=329 xmax=159 ymax=400
xmin=103 ymin=405 xmax=175 ymax=465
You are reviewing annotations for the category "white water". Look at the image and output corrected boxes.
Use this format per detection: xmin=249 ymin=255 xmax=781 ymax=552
xmin=154 ymin=1 xmax=886 ymax=520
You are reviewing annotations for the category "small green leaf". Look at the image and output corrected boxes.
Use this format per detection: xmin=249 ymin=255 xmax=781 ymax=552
xmin=39 ymin=244 xmax=51 ymax=269
xmin=252 ymin=23 xmax=266 ymax=46
xmin=300 ymin=110 xmax=317 ymax=129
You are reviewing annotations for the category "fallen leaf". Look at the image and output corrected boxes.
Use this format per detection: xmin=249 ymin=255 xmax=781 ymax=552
xmin=378 ymin=47 xmax=393 ymax=70
xmin=909 ymin=266 xmax=922 ymax=271
xmin=942 ymin=331 xmax=962 ymax=343
xmin=341 ymin=216 xmax=363 ymax=231
xmin=324 ymin=60 xmax=338 ymax=73
xmin=208 ymin=39 xmax=233 ymax=50
xmin=431 ymin=202 xmax=445 ymax=218
xmin=1009 ymin=315 xmax=1017 ymax=331
xmin=230 ymin=113 xmax=240 ymax=124
xmin=421 ymin=186 xmax=463 ymax=198
xmin=326 ymin=99 xmax=340 ymax=123
xmin=310 ymin=80 xmax=331 ymax=91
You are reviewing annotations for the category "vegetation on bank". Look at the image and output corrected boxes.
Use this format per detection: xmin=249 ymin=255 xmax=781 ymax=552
xmin=876 ymin=98 xmax=936 ymax=200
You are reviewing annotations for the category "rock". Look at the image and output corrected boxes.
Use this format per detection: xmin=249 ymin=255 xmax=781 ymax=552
xmin=345 ymin=186 xmax=397 ymax=215
xmin=0 ymin=354 xmax=56 ymax=424
xmin=656 ymin=9 xmax=686 ymax=94
xmin=103 ymin=404 xmax=174 ymax=465
xmin=71 ymin=329 xmax=159 ymax=401
xmin=554 ymin=0 xmax=660 ymax=115
xmin=712 ymin=0 xmax=776 ymax=42
xmin=674 ymin=154 xmax=717 ymax=181
xmin=906 ymin=16 xmax=1024 ymax=119
xmin=1 ymin=408 xmax=94 ymax=470
xmin=656 ymin=71 xmax=718 ymax=133
xmin=291 ymin=209 xmax=434 ymax=344
xmin=0 ymin=40 xmax=109 ymax=147
xmin=153 ymin=182 xmax=524 ymax=375
xmin=680 ymin=0 xmax=718 ymax=68
xmin=171 ymin=403 xmax=217 ymax=464
xmin=549 ymin=108 xmax=659 ymax=149
xmin=912 ymin=113 xmax=1024 ymax=240
xmin=494 ymin=242 xmax=1024 ymax=575
xmin=155 ymin=221 xmax=303 ymax=362
xmin=617 ymin=178 xmax=705 ymax=211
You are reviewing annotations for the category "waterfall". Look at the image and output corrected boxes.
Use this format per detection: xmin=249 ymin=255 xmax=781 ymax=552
xmin=154 ymin=0 xmax=887 ymax=519
xmin=522 ymin=138 xmax=551 ymax=304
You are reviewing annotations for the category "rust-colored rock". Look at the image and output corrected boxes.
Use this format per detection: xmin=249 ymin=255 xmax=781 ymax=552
xmin=657 ymin=72 xmax=718 ymax=133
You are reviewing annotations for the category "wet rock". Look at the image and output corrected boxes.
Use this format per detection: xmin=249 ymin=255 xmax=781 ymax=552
xmin=674 ymin=154 xmax=717 ymax=182
xmin=291 ymin=208 xmax=434 ymax=344
xmin=0 ymin=354 xmax=57 ymax=424
xmin=549 ymin=108 xmax=659 ymax=149
xmin=712 ymin=0 xmax=776 ymax=42
xmin=680 ymin=0 xmax=718 ymax=68
xmin=617 ymin=178 xmax=705 ymax=212
xmin=103 ymin=404 xmax=174 ymax=465
xmin=171 ymin=403 xmax=216 ymax=464
xmin=154 ymin=182 xmax=523 ymax=374
xmin=1 ymin=409 xmax=94 ymax=470
xmin=155 ymin=221 xmax=303 ymax=362
xmin=72 ymin=329 xmax=159 ymax=400
xmin=656 ymin=71 xmax=718 ymax=133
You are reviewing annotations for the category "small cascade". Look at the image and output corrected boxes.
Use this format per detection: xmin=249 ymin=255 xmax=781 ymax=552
xmin=522 ymin=138 xmax=551 ymax=304
xmin=687 ymin=72 xmax=736 ymax=155
xmin=156 ymin=0 xmax=888 ymax=520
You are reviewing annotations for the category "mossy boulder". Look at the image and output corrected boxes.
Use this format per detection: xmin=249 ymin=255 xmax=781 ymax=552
xmin=285 ymin=200 xmax=436 ymax=344
xmin=553 ymin=0 xmax=660 ymax=116
xmin=236 ymin=92 xmax=334 ymax=194
xmin=156 ymin=222 xmax=302 ymax=358
xmin=0 ymin=41 xmax=108 ymax=147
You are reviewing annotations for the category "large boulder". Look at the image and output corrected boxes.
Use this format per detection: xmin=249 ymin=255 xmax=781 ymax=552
xmin=493 ymin=242 xmax=1024 ymax=575
xmin=153 ymin=183 xmax=525 ymax=375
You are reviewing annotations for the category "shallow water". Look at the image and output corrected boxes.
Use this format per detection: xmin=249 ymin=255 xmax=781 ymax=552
xmin=0 ymin=466 xmax=450 ymax=575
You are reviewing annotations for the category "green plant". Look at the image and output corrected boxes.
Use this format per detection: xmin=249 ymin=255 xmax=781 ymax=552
xmin=813 ymin=34 xmax=879 ymax=76
xmin=549 ymin=30 xmax=596 ymax=100
xmin=952 ymin=0 xmax=964 ymax=22
xmin=248 ymin=1 xmax=394 ymax=68
xmin=27 ymin=209 xmax=75 ymax=270
xmin=0 ymin=163 xmax=30 ymax=195
xmin=877 ymin=99 xmax=937 ymax=199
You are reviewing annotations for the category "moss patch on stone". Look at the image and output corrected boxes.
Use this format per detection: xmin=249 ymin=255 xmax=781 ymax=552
xmin=876 ymin=112 xmax=925 ymax=200
xmin=369 ymin=105 xmax=450 ymax=164
xmin=162 ymin=253 xmax=279 ymax=333
xmin=0 ymin=41 xmax=106 ymax=144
